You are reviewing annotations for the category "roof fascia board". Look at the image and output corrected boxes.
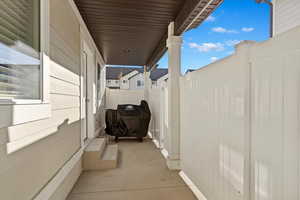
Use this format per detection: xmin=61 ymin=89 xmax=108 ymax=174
xmin=146 ymin=0 xmax=223 ymax=68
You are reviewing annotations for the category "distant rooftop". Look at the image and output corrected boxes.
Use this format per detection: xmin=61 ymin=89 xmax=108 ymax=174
xmin=106 ymin=66 xmax=168 ymax=81
xmin=106 ymin=67 xmax=143 ymax=80
xmin=150 ymin=68 xmax=168 ymax=81
xmin=185 ymin=69 xmax=196 ymax=74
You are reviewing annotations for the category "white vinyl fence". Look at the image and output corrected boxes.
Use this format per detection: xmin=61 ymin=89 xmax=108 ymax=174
xmin=105 ymin=88 xmax=144 ymax=109
xmin=148 ymin=87 xmax=163 ymax=146
xmin=180 ymin=26 xmax=300 ymax=200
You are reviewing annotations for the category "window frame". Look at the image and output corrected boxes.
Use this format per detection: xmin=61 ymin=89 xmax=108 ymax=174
xmin=0 ymin=0 xmax=51 ymax=137
xmin=0 ymin=0 xmax=50 ymax=105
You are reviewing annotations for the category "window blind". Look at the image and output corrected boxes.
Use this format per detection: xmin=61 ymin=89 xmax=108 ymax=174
xmin=0 ymin=0 xmax=40 ymax=100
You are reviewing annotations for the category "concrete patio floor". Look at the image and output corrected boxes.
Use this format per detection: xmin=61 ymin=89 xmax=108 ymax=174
xmin=67 ymin=138 xmax=196 ymax=200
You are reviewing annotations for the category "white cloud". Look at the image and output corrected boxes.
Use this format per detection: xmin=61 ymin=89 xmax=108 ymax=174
xmin=242 ymin=27 xmax=255 ymax=32
xmin=205 ymin=16 xmax=216 ymax=22
xmin=211 ymin=57 xmax=218 ymax=62
xmin=212 ymin=27 xmax=238 ymax=34
xmin=225 ymin=40 xmax=241 ymax=46
xmin=189 ymin=42 xmax=225 ymax=52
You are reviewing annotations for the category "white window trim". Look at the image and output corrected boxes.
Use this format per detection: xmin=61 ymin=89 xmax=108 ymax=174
xmin=2 ymin=0 xmax=51 ymax=154
xmin=0 ymin=0 xmax=50 ymax=105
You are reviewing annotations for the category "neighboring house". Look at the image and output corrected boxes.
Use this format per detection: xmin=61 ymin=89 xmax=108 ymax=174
xmin=273 ymin=0 xmax=300 ymax=36
xmin=106 ymin=67 xmax=143 ymax=89
xmin=106 ymin=67 xmax=168 ymax=90
xmin=120 ymin=70 xmax=140 ymax=90
xmin=129 ymin=72 xmax=145 ymax=90
xmin=150 ymin=68 xmax=168 ymax=88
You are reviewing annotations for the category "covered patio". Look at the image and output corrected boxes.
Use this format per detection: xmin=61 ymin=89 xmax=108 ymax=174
xmin=68 ymin=0 xmax=222 ymax=199
xmin=67 ymin=139 xmax=197 ymax=200
xmin=74 ymin=0 xmax=222 ymax=170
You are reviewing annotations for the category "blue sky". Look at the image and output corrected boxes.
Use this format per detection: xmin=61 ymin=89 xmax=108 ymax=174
xmin=158 ymin=0 xmax=271 ymax=74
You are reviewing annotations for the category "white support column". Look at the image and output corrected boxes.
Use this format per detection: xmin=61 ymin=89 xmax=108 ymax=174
xmin=144 ymin=65 xmax=150 ymax=101
xmin=166 ymin=22 xmax=182 ymax=170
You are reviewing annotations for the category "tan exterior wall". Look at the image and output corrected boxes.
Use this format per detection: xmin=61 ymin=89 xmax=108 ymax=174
xmin=0 ymin=0 xmax=106 ymax=199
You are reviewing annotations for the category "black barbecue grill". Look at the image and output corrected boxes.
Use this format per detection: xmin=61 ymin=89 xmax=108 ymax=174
xmin=105 ymin=100 xmax=151 ymax=142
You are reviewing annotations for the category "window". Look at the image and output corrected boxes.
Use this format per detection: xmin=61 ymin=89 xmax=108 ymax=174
xmin=0 ymin=0 xmax=51 ymax=154
xmin=96 ymin=64 xmax=101 ymax=104
xmin=107 ymin=80 xmax=111 ymax=84
xmin=137 ymin=80 xmax=142 ymax=87
xmin=123 ymin=80 xmax=127 ymax=84
xmin=0 ymin=0 xmax=42 ymax=101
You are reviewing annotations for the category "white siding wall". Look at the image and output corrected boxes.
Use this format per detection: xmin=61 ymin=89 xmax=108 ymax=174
xmin=129 ymin=73 xmax=144 ymax=90
xmin=180 ymin=26 xmax=300 ymax=200
xmin=120 ymin=78 xmax=130 ymax=90
xmin=274 ymin=0 xmax=300 ymax=35
xmin=106 ymin=80 xmax=120 ymax=88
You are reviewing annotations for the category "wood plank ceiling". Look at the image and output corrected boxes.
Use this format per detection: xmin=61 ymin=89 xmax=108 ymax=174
xmin=74 ymin=0 xmax=223 ymax=67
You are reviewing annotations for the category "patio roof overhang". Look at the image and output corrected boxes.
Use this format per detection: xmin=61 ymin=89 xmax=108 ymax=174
xmin=74 ymin=0 xmax=223 ymax=67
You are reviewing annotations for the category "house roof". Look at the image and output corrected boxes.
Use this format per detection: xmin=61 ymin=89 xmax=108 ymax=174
xmin=75 ymin=0 xmax=223 ymax=67
xmin=106 ymin=67 xmax=168 ymax=81
xmin=185 ymin=69 xmax=196 ymax=74
xmin=106 ymin=67 xmax=143 ymax=80
xmin=150 ymin=68 xmax=168 ymax=81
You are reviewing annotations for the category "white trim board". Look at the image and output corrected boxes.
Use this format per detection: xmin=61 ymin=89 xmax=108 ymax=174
xmin=179 ymin=171 xmax=208 ymax=200
xmin=148 ymin=131 xmax=161 ymax=149
xmin=147 ymin=131 xmax=153 ymax=139
xmin=95 ymin=126 xmax=105 ymax=137
xmin=67 ymin=0 xmax=105 ymax=66
xmin=161 ymin=148 xmax=169 ymax=159
xmin=33 ymin=148 xmax=83 ymax=200
xmin=153 ymin=139 xmax=160 ymax=149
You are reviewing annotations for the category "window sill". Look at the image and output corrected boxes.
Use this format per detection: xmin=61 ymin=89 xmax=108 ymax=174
xmin=0 ymin=99 xmax=44 ymax=105
xmin=0 ymin=102 xmax=52 ymax=154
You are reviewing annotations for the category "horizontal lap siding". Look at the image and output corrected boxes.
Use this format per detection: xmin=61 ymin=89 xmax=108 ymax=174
xmin=274 ymin=0 xmax=300 ymax=35
xmin=0 ymin=0 xmax=82 ymax=199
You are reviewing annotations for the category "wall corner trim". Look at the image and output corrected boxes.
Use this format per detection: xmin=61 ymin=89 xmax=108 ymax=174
xmin=179 ymin=171 xmax=208 ymax=200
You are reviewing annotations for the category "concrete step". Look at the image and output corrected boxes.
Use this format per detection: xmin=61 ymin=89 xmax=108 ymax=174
xmin=85 ymin=138 xmax=106 ymax=153
xmin=100 ymin=144 xmax=119 ymax=170
xmin=83 ymin=138 xmax=118 ymax=171
xmin=83 ymin=138 xmax=106 ymax=171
